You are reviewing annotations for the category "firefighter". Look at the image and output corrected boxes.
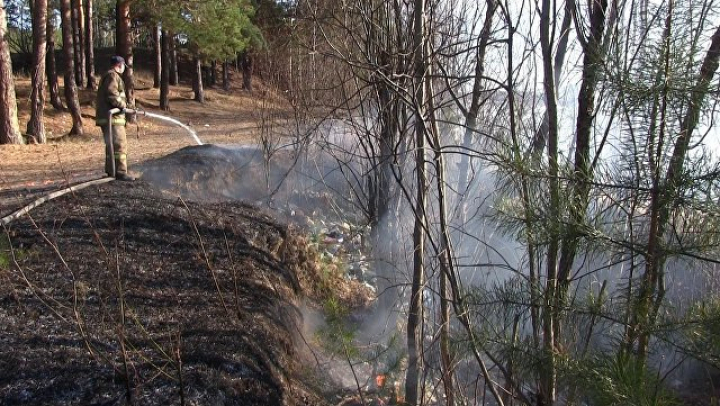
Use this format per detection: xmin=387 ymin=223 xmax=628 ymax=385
xmin=96 ymin=55 xmax=135 ymax=181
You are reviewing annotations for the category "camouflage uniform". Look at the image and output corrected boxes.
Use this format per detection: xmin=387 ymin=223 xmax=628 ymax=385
xmin=96 ymin=69 xmax=128 ymax=177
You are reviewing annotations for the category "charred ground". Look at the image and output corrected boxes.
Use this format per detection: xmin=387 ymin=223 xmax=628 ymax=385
xmin=0 ymin=177 xmax=372 ymax=405
xmin=0 ymin=66 xmax=381 ymax=405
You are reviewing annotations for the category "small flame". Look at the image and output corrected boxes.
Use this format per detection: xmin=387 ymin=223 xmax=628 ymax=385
xmin=375 ymin=374 xmax=386 ymax=388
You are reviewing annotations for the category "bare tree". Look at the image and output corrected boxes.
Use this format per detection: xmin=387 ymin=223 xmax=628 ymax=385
xmin=405 ymin=0 xmax=427 ymax=401
xmin=455 ymin=0 xmax=498 ymax=197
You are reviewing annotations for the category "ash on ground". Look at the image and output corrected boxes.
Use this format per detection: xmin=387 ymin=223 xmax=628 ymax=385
xmin=139 ymin=144 xmax=377 ymax=290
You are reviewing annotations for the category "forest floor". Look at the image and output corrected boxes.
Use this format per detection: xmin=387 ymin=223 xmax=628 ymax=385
xmin=0 ymin=72 xmax=382 ymax=405
xmin=1 ymin=71 xmax=285 ymax=202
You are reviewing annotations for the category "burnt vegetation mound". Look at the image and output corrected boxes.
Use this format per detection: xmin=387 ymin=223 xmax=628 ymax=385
xmin=0 ymin=180 xmax=364 ymax=405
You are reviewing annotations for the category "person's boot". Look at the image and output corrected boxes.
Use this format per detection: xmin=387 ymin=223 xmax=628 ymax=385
xmin=115 ymin=173 xmax=136 ymax=182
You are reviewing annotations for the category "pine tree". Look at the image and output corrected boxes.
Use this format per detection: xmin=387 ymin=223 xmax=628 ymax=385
xmin=140 ymin=0 xmax=261 ymax=103
xmin=0 ymin=0 xmax=23 ymax=144
xmin=27 ymin=0 xmax=48 ymax=143
xmin=60 ymin=0 xmax=83 ymax=135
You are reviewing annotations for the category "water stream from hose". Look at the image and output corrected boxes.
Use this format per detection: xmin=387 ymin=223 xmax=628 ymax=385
xmin=144 ymin=112 xmax=204 ymax=145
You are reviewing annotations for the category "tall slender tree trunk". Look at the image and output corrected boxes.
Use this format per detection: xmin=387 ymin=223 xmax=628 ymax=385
xmin=77 ymin=0 xmax=86 ymax=86
xmin=0 ymin=0 xmax=22 ymax=144
xmin=84 ymin=0 xmax=96 ymax=89
xmin=405 ymin=0 xmax=426 ymax=403
xmin=365 ymin=1 xmax=404 ymax=233
xmin=192 ymin=57 xmax=204 ymax=102
xmin=373 ymin=82 xmax=397 ymax=226
xmin=240 ymin=51 xmax=253 ymax=93
xmin=27 ymin=0 xmax=48 ymax=143
xmin=629 ymin=22 xmax=720 ymax=365
xmin=70 ymin=0 xmax=79 ymax=84
xmin=46 ymin=3 xmax=64 ymax=110
xmin=116 ymin=0 xmax=135 ymax=122
xmin=170 ymin=33 xmax=178 ymax=85
xmin=71 ymin=0 xmax=85 ymax=86
xmin=160 ymin=29 xmax=170 ymax=110
xmin=427 ymin=71 xmax=455 ymax=406
xmin=153 ymin=24 xmax=161 ymax=88
xmin=623 ymin=0 xmax=675 ymax=366
xmin=539 ymin=0 xmax=562 ymax=403
xmin=222 ymin=60 xmax=229 ymax=91
xmin=209 ymin=60 xmax=217 ymax=87
xmin=60 ymin=0 xmax=83 ymax=136
xmin=557 ymin=0 xmax=612 ymax=293
xmin=528 ymin=7 xmax=571 ymax=159
xmin=456 ymin=0 xmax=495 ymax=198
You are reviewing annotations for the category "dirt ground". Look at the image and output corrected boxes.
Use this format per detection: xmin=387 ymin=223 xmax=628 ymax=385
xmin=0 ymin=72 xmax=377 ymax=405
xmin=0 ymin=71 xmax=294 ymax=218
xmin=1 ymin=72 xmax=287 ymax=190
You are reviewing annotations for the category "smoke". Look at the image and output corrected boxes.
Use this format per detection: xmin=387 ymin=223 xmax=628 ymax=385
xmin=137 ymin=119 xmax=719 ymax=400
xmin=138 ymin=142 xmax=359 ymax=216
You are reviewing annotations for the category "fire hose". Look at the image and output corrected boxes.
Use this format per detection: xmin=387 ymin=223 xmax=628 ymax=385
xmin=1 ymin=107 xmax=205 ymax=227
xmin=1 ymin=178 xmax=114 ymax=226
xmin=1 ymin=108 xmax=145 ymax=227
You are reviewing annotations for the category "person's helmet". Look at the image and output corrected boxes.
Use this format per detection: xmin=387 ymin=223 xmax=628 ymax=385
xmin=110 ymin=55 xmax=125 ymax=66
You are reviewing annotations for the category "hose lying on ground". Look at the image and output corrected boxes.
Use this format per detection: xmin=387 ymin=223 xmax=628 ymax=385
xmin=1 ymin=177 xmax=114 ymax=227
xmin=3 ymin=109 xmax=203 ymax=227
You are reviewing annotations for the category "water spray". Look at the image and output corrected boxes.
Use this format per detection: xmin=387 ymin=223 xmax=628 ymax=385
xmin=142 ymin=112 xmax=204 ymax=146
xmin=107 ymin=108 xmax=204 ymax=177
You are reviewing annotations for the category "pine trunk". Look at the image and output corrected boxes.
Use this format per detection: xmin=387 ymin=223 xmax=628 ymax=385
xmin=193 ymin=58 xmax=204 ymax=102
xmin=0 ymin=0 xmax=22 ymax=144
xmin=84 ymin=0 xmax=95 ymax=89
xmin=240 ymin=52 xmax=253 ymax=93
xmin=27 ymin=0 xmax=48 ymax=143
xmin=77 ymin=0 xmax=86 ymax=86
xmin=71 ymin=0 xmax=85 ymax=86
xmin=222 ymin=60 xmax=229 ymax=91
xmin=209 ymin=60 xmax=216 ymax=87
xmin=160 ymin=29 xmax=170 ymax=110
xmin=46 ymin=4 xmax=64 ymax=111
xmin=60 ymin=0 xmax=83 ymax=136
xmin=153 ymin=25 xmax=161 ymax=88
xmin=170 ymin=33 xmax=178 ymax=85
xmin=116 ymin=0 xmax=135 ymax=122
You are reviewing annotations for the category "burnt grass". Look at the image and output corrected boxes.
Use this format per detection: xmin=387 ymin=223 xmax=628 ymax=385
xmin=0 ymin=180 xmax=360 ymax=405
